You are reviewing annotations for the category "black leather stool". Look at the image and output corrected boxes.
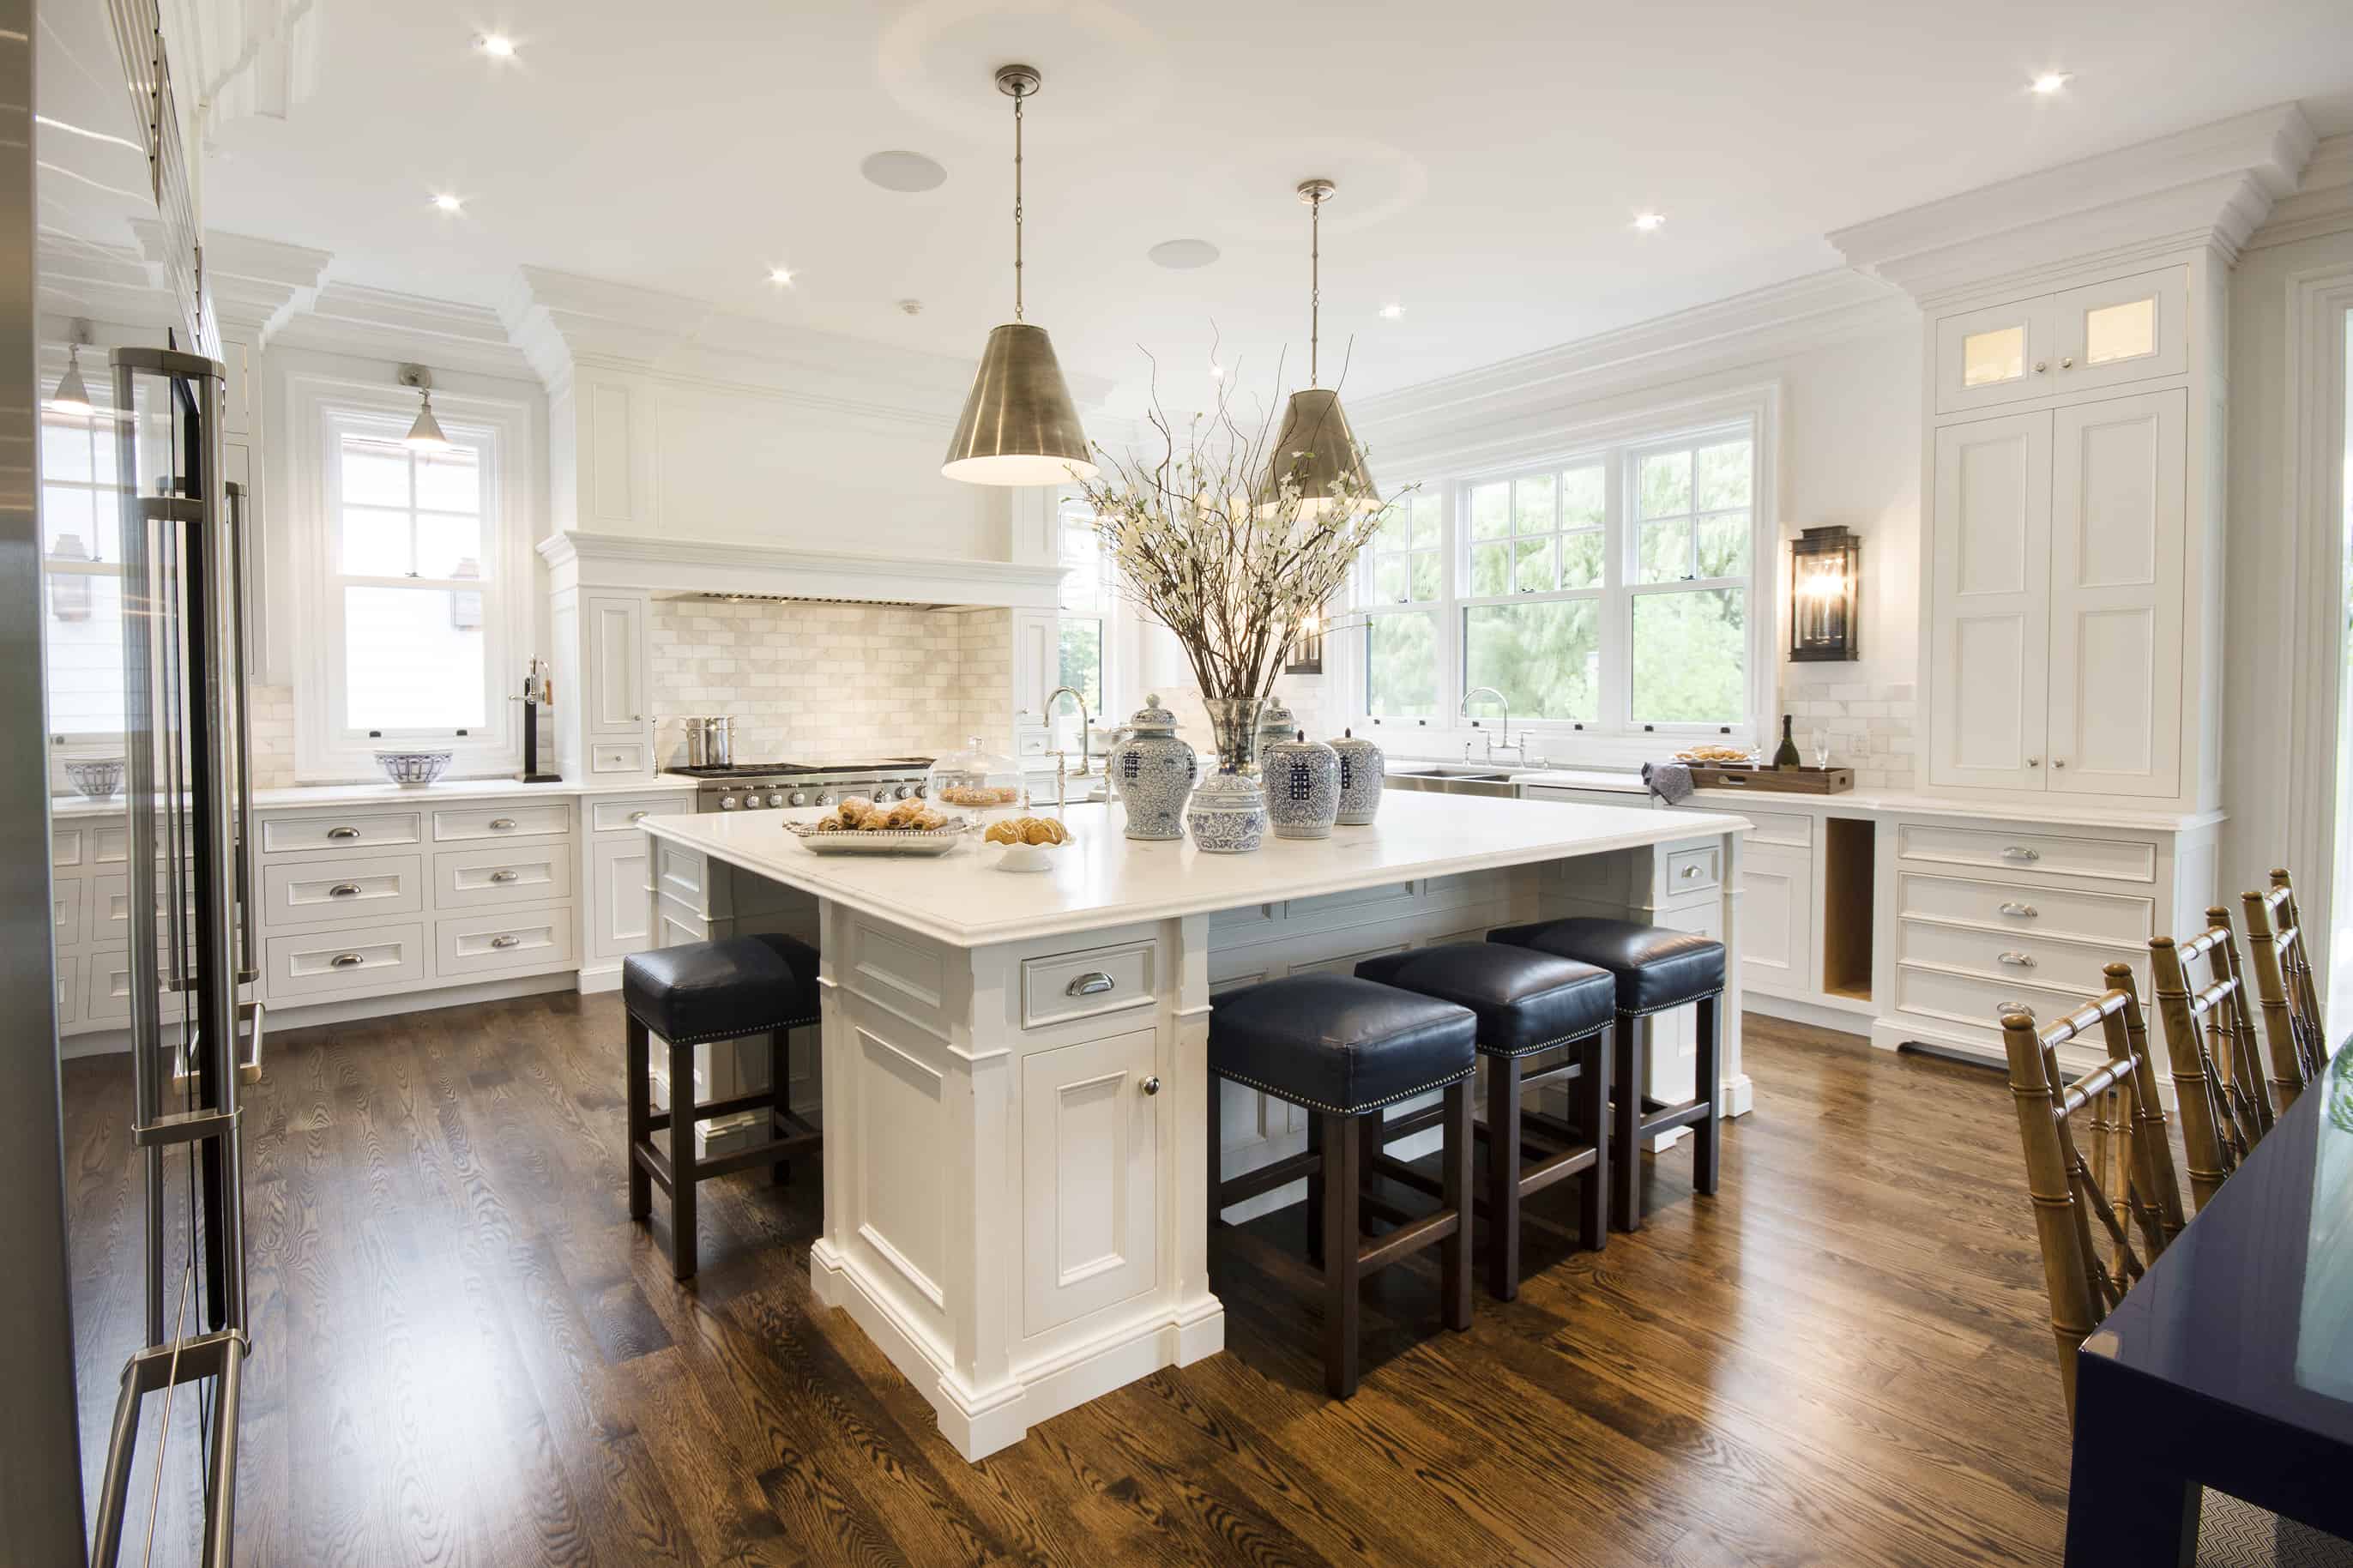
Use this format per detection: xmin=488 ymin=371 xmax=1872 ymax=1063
xmin=1354 ymin=944 xmax=1615 ymax=1300
xmin=623 ymin=932 xmax=824 ymax=1279
xmin=1487 ymin=918 xmax=1726 ymax=1233
xmin=1207 ymin=974 xmax=1478 ymax=1396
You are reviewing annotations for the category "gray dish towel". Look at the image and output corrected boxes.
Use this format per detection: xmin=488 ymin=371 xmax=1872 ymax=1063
xmin=1642 ymin=760 xmax=1694 ymax=805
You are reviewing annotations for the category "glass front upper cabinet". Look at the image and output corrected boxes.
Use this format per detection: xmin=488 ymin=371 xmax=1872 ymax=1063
xmin=1934 ymin=264 xmax=2188 ymax=413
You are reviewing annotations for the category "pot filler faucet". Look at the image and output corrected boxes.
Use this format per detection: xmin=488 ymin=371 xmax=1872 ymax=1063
xmin=1461 ymin=685 xmax=1526 ymax=764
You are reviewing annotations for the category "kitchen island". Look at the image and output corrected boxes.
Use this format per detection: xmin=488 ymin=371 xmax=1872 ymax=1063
xmin=639 ymin=790 xmax=1752 ymax=1459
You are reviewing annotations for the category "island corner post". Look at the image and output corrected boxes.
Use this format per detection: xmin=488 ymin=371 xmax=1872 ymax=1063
xmin=638 ymin=794 xmax=1749 ymax=1460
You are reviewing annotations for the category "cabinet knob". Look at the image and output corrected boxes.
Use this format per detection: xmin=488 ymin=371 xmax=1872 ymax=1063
xmin=631 ymin=714 xmax=643 ymax=721
xmin=2033 ymin=360 xmax=2048 ymax=373
xmin=2052 ymin=759 xmax=2066 ymax=769
xmin=490 ymin=869 xmax=520 ymax=884
xmin=328 ymin=883 xmax=360 ymax=898
xmin=1139 ymin=1076 xmax=1161 ymax=1097
xmin=2060 ymin=356 xmax=2074 ymax=369
xmin=2026 ymin=757 xmax=2040 ymax=767
xmin=1997 ymin=950 xmax=2038 ymax=968
xmin=327 ymin=825 xmax=361 ymax=840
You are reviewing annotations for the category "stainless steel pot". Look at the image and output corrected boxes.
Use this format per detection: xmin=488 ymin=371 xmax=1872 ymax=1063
xmin=680 ymin=715 xmax=735 ymax=768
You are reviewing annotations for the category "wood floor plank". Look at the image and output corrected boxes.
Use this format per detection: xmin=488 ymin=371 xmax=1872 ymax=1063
xmin=60 ymin=1002 xmax=2075 ymax=1566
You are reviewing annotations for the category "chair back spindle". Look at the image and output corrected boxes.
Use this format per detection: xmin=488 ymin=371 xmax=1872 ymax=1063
xmin=2148 ymin=920 xmax=2267 ymax=1209
xmin=2000 ymin=968 xmax=2183 ymax=1419
xmin=2242 ymin=871 xmax=2326 ymax=1113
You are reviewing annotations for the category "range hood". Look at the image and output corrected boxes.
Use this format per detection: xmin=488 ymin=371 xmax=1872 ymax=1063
xmin=538 ymin=530 xmax=1063 ymax=612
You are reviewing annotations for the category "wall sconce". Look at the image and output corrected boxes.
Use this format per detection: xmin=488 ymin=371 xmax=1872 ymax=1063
xmin=1284 ymin=606 xmax=1325 ymax=674
xmin=1789 ymin=525 xmax=1861 ymax=662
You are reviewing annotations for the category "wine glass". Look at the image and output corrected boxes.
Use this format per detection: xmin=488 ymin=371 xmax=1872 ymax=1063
xmin=1811 ymin=729 xmax=1831 ymax=769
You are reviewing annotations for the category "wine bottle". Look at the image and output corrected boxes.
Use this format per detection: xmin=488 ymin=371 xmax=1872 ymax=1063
xmin=1773 ymin=714 xmax=1801 ymax=769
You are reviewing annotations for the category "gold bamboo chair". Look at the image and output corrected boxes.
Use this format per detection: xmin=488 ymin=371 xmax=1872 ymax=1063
xmin=2000 ymin=965 xmax=2185 ymax=1418
xmin=2148 ymin=913 xmax=2272 ymax=1210
xmin=2242 ymin=870 xmax=2327 ymax=1114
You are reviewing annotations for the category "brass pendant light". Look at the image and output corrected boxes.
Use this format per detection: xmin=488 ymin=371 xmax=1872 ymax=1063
xmin=942 ymin=63 xmax=1096 ymax=486
xmin=1260 ymin=178 xmax=1374 ymax=516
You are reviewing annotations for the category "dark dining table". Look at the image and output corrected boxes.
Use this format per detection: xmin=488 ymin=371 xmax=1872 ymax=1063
xmin=2066 ymin=1064 xmax=2353 ymax=1565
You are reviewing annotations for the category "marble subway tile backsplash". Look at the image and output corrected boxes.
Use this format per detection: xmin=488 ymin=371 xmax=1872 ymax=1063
xmin=647 ymin=599 xmax=1011 ymax=766
xmin=1777 ymin=662 xmax=1916 ymax=792
xmin=248 ymin=683 xmax=297 ymax=790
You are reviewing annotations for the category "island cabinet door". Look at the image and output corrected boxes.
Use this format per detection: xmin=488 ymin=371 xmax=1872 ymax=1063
xmin=1020 ymin=1026 xmax=1161 ymax=1338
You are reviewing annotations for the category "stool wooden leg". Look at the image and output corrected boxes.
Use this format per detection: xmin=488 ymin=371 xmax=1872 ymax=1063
xmin=769 ymin=1028 xmax=793 ymax=1188
xmin=1580 ymin=1027 xmax=1610 ymax=1252
xmin=1613 ymin=1013 xmax=1644 ymax=1233
xmin=625 ymin=1016 xmax=652 ymax=1223
xmin=1485 ymin=1053 xmax=1523 ymax=1301
xmin=1693 ymin=995 xmax=1721 ymax=1198
xmin=1321 ymin=1110 xmax=1361 ymax=1398
xmin=668 ymin=1034 xmax=698 ymax=1280
xmin=1441 ymin=1081 xmax=1473 ymax=1332
xmin=1303 ymin=1108 xmax=1324 ymax=1268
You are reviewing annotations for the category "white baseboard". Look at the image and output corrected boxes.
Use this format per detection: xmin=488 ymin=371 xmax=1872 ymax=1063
xmin=1747 ymin=991 xmax=1879 ymax=1041
xmin=577 ymin=962 xmax=623 ymax=994
xmin=60 ymin=970 xmax=580 ymax=1057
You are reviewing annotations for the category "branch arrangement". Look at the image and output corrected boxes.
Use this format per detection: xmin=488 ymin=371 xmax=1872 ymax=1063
xmin=1075 ymin=347 xmax=1412 ymax=705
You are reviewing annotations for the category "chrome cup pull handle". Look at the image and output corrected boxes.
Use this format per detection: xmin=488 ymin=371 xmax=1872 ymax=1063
xmin=489 ymin=869 xmax=520 ymax=884
xmin=328 ymin=883 xmax=361 ymax=898
xmin=329 ymin=952 xmax=364 ymax=968
xmin=326 ymin=825 xmax=361 ymax=841
xmin=490 ymin=933 xmax=522 ymax=950
xmin=628 ymin=811 xmax=649 ymax=823
xmin=1997 ymin=950 xmax=2037 ymax=968
xmin=489 ymin=817 xmax=517 ymax=830
xmin=2000 ymin=846 xmax=2041 ymax=863
xmin=1066 ymin=971 xmax=1116 ymax=998
xmin=1998 ymin=901 xmax=2037 ymax=918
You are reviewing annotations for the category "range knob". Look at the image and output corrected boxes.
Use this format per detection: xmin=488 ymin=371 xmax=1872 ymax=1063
xmin=912 ymin=783 xmax=926 ymax=799
xmin=719 ymin=795 xmax=739 ymax=811
xmin=789 ymin=791 xmax=809 ymax=807
xmin=766 ymin=793 xmax=785 ymax=807
xmin=816 ymin=790 xmax=836 ymax=805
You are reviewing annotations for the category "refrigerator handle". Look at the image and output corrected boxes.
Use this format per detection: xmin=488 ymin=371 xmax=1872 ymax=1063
xmin=226 ymin=480 xmax=257 ymax=986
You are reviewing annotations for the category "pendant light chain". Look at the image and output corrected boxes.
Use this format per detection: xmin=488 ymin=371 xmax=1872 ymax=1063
xmin=1011 ymin=89 xmax=1025 ymax=323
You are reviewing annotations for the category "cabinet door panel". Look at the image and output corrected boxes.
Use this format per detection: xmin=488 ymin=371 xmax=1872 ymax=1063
xmin=2049 ymin=267 xmax=2187 ymax=397
xmin=586 ymin=594 xmax=646 ymax=737
xmin=1928 ymin=413 xmax=2051 ymax=790
xmin=591 ymin=835 xmax=654 ymax=960
xmin=1023 ymin=1027 xmax=1161 ymax=1336
xmin=2046 ymin=389 xmax=2184 ymax=797
xmin=1010 ymin=608 xmax=1055 ymax=730
xmin=1738 ymin=843 xmax=1813 ymax=998
xmin=1934 ymin=297 xmax=2059 ymax=413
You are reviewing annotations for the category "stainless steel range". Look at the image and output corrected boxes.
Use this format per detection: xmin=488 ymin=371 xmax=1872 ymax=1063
xmin=669 ymin=758 xmax=933 ymax=812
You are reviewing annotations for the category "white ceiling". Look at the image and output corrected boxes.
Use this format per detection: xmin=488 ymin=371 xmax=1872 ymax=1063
xmin=38 ymin=0 xmax=2353 ymax=417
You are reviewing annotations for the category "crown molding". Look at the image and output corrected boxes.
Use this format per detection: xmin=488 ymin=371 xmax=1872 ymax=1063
xmin=1348 ymin=267 xmax=1910 ymax=464
xmin=180 ymin=226 xmax=331 ymax=339
xmin=37 ymin=231 xmax=179 ymax=330
xmin=1830 ymin=102 xmax=2317 ymax=299
xmin=2247 ymin=132 xmax=2353 ymax=251
xmin=537 ymin=529 xmax=1063 ymax=609
xmin=268 ymin=279 xmax=533 ymax=378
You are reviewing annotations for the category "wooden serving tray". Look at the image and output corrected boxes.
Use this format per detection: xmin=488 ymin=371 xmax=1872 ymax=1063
xmin=1686 ymin=764 xmax=1854 ymax=794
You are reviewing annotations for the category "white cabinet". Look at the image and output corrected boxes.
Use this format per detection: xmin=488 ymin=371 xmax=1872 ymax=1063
xmin=1738 ymin=842 xmax=1813 ymax=998
xmin=1927 ymin=389 xmax=2185 ymax=799
xmin=1011 ymin=606 xmax=1057 ymax=741
xmin=589 ymin=834 xmax=653 ymax=961
xmin=586 ymin=594 xmax=649 ymax=739
xmin=1020 ymin=1025 xmax=1161 ymax=1336
xmin=1933 ymin=266 xmax=2187 ymax=413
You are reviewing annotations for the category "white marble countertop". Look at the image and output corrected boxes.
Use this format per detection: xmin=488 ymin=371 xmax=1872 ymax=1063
xmin=1499 ymin=766 xmax=2221 ymax=832
xmin=51 ymin=775 xmax=697 ymax=818
xmin=641 ymin=789 xmax=1753 ymax=949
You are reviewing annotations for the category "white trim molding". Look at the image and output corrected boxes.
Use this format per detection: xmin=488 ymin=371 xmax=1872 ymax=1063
xmin=1831 ymin=102 xmax=2317 ymax=302
xmin=537 ymin=529 xmax=1064 ymax=610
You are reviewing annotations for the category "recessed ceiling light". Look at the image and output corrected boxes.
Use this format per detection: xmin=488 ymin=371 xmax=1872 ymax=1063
xmin=768 ymin=267 xmax=795 ymax=286
xmin=2030 ymin=70 xmax=2073 ymax=94
xmin=1147 ymin=238 xmax=1221 ymax=270
xmin=860 ymin=150 xmax=948 ymax=193
xmin=431 ymin=192 xmax=463 ymax=214
xmin=1379 ymin=302 xmax=1404 ymax=320
xmin=476 ymin=33 xmax=516 ymax=58
xmin=1632 ymin=212 xmax=1665 ymax=232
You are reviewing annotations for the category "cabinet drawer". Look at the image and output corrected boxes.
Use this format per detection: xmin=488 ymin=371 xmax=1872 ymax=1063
xmin=52 ymin=877 xmax=81 ymax=942
xmin=1735 ymin=808 xmax=1812 ymax=848
xmin=1021 ymin=940 xmax=1159 ymax=1030
xmin=1897 ymin=918 xmax=2146 ymax=995
xmin=655 ymin=841 xmax=709 ymax=913
xmin=592 ymin=794 xmax=693 ymax=834
xmin=431 ymin=802 xmax=571 ymax=843
xmin=434 ymin=903 xmax=574 ymax=978
xmin=261 ymin=853 xmax=425 ymax=929
xmin=1894 ymin=962 xmax=2080 ymax=1034
xmin=52 ymin=826 xmax=85 ymax=868
xmin=264 ymin=923 xmax=427 ymax=998
xmin=433 ymin=841 xmax=574 ymax=910
xmin=1663 ymin=843 xmax=1722 ymax=896
xmin=88 ymin=873 xmax=195 ymax=946
xmin=588 ymin=741 xmax=647 ymax=775
xmin=1895 ymin=822 xmax=2155 ymax=884
xmin=1896 ymin=871 xmax=2153 ymax=947
xmin=262 ymin=811 xmax=423 ymax=854
xmin=86 ymin=945 xmax=135 ymax=1023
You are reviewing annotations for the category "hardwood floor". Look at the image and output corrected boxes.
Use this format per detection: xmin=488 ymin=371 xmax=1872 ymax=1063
xmin=63 ymin=998 xmax=2072 ymax=1566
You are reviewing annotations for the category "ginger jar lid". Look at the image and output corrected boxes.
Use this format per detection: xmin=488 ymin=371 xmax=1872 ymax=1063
xmin=1330 ymin=727 xmax=1381 ymax=755
xmin=1125 ymin=692 xmax=1180 ymax=735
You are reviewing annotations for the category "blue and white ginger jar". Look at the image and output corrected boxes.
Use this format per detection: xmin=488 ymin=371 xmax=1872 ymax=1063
xmin=1111 ymin=693 xmax=1197 ymax=841
xmin=1330 ymin=728 xmax=1385 ymax=825
xmin=1263 ymin=730 xmax=1339 ymax=839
